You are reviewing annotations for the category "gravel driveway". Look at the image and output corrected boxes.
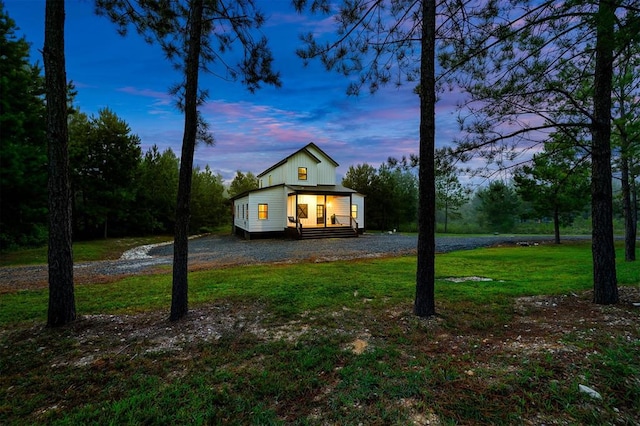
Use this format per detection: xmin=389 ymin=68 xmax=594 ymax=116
xmin=146 ymin=233 xmax=545 ymax=264
xmin=1 ymin=233 xmax=565 ymax=289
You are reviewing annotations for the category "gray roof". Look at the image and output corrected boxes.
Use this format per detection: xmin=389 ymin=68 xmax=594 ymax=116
xmin=286 ymin=184 xmax=360 ymax=195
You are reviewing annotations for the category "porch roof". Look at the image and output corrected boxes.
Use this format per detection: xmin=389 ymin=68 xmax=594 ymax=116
xmin=286 ymin=184 xmax=359 ymax=196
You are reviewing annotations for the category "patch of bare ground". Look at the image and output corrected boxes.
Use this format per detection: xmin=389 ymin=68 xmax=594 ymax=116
xmin=407 ymin=286 xmax=640 ymax=425
xmin=71 ymin=287 xmax=634 ymax=362
xmin=3 ymin=286 xmax=638 ymax=424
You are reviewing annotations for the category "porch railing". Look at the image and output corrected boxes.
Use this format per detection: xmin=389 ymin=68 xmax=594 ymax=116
xmin=332 ymin=214 xmax=350 ymax=225
xmin=350 ymin=217 xmax=358 ymax=233
xmin=333 ymin=215 xmax=358 ymax=234
xmin=288 ymin=216 xmax=302 ymax=237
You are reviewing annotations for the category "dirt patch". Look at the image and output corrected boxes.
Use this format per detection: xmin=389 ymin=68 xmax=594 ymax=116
xmin=2 ymin=286 xmax=639 ymax=425
xmin=13 ymin=287 xmax=638 ymax=373
xmin=350 ymin=338 xmax=369 ymax=354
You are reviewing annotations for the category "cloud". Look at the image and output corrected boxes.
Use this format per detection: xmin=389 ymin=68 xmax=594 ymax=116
xmin=117 ymin=86 xmax=173 ymax=106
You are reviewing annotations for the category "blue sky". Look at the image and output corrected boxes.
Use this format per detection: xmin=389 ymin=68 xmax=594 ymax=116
xmin=5 ymin=0 xmax=463 ymax=183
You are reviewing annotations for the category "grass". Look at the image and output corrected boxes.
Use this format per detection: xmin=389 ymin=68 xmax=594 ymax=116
xmin=5 ymin=241 xmax=635 ymax=325
xmin=0 ymin=235 xmax=173 ymax=266
xmin=1 ymin=240 xmax=639 ymax=425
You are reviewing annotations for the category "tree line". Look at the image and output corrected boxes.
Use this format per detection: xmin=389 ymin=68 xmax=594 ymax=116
xmin=2 ymin=89 xmax=232 ymax=249
xmin=1 ymin=3 xmax=269 ymax=250
xmin=341 ymin=144 xmax=635 ymax=245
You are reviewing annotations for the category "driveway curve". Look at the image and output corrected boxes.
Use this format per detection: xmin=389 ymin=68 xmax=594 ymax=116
xmin=1 ymin=233 xmax=565 ymax=290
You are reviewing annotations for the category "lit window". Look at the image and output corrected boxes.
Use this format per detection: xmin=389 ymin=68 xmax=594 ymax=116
xmin=298 ymin=167 xmax=307 ymax=180
xmin=258 ymin=204 xmax=268 ymax=220
xmin=351 ymin=204 xmax=357 ymax=218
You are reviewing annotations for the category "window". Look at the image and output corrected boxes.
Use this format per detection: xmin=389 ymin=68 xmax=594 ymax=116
xmin=298 ymin=167 xmax=307 ymax=181
xmin=246 ymin=204 xmax=249 ymax=220
xmin=297 ymin=204 xmax=308 ymax=219
xmin=258 ymin=204 xmax=268 ymax=220
xmin=351 ymin=204 xmax=358 ymax=219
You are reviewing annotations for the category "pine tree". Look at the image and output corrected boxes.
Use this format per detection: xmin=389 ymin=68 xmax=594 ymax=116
xmin=96 ymin=0 xmax=281 ymax=320
xmin=294 ymin=0 xmax=439 ymax=317
xmin=44 ymin=0 xmax=75 ymax=326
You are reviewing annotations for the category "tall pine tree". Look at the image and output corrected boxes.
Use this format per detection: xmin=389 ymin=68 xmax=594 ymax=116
xmin=44 ymin=0 xmax=75 ymax=326
xmin=96 ymin=0 xmax=281 ymax=320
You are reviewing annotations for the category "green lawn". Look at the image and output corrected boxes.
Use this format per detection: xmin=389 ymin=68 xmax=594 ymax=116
xmin=1 ymin=240 xmax=638 ymax=425
xmin=0 ymin=235 xmax=173 ymax=267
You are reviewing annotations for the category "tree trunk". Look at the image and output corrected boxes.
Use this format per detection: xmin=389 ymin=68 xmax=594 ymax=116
xmin=414 ymin=0 xmax=436 ymax=317
xmin=617 ymin=52 xmax=635 ymax=262
xmin=591 ymin=0 xmax=618 ymax=305
xmin=170 ymin=0 xmax=204 ymax=321
xmin=44 ymin=0 xmax=75 ymax=326
xmin=444 ymin=200 xmax=449 ymax=233
xmin=621 ymin=151 xmax=636 ymax=261
xmin=632 ymin=180 xmax=638 ymax=247
xmin=553 ymin=206 xmax=560 ymax=244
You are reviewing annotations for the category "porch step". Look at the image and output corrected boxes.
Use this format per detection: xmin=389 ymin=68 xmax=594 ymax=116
xmin=299 ymin=226 xmax=357 ymax=239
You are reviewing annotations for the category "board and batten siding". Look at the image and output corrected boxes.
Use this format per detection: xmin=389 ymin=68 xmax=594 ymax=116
xmin=316 ymin=163 xmax=337 ymax=185
xmin=259 ymin=167 xmax=284 ymax=188
xmin=286 ymin=152 xmax=318 ymax=186
xmin=305 ymin=145 xmax=337 ymax=185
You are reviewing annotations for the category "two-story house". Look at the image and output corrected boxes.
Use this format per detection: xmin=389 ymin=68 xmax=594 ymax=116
xmin=231 ymin=143 xmax=365 ymax=239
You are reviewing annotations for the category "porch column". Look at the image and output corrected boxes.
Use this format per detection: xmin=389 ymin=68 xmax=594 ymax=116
xmin=324 ymin=195 xmax=327 ymax=227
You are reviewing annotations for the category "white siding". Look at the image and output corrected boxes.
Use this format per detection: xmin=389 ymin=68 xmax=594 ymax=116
xmin=246 ymin=186 xmax=287 ymax=232
xmin=233 ymin=194 xmax=250 ymax=231
xmin=306 ymin=145 xmax=337 ymax=185
xmin=317 ymin=162 xmax=337 ymax=185
xmin=258 ymin=144 xmax=339 ymax=188
xmin=260 ymin=167 xmax=285 ymax=188
xmin=287 ymin=194 xmax=296 ymax=218
xmin=331 ymin=196 xmax=350 ymax=216
xmin=352 ymin=194 xmax=365 ymax=229
xmin=286 ymin=152 xmax=318 ymax=186
xmin=295 ymin=193 xmax=319 ymax=228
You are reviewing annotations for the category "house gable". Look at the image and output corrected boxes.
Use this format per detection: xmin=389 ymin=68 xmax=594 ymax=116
xmin=257 ymin=143 xmax=338 ymax=188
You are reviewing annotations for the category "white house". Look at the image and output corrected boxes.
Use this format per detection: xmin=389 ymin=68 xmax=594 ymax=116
xmin=231 ymin=143 xmax=365 ymax=239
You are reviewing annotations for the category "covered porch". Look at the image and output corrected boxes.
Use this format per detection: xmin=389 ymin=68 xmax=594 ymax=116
xmin=286 ymin=185 xmax=359 ymax=238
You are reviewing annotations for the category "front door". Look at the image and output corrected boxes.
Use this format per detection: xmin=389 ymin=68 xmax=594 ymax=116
xmin=316 ymin=204 xmax=325 ymax=226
